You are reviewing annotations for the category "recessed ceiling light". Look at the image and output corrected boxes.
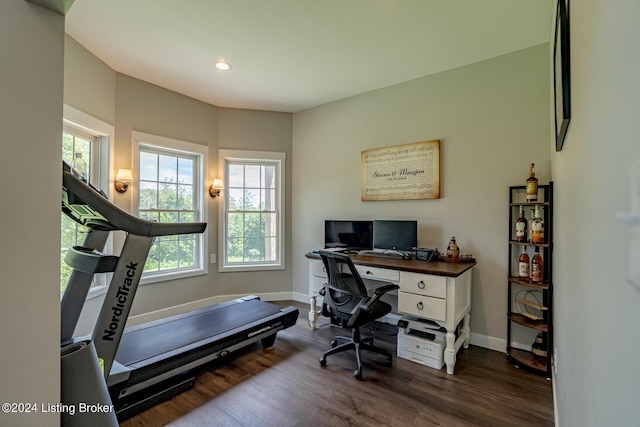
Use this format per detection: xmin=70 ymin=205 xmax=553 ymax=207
xmin=214 ymin=60 xmax=232 ymax=71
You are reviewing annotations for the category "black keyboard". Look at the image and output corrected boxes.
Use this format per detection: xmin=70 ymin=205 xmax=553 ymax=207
xmin=358 ymin=250 xmax=406 ymax=260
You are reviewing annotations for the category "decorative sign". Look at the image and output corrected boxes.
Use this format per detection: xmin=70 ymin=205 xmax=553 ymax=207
xmin=361 ymin=140 xmax=440 ymax=201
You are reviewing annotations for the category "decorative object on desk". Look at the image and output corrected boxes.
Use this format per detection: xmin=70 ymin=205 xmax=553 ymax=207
xmin=446 ymin=237 xmax=460 ymax=258
xmin=361 ymin=140 xmax=440 ymax=201
xmin=437 ymin=252 xmax=475 ymax=263
xmin=554 ymin=0 xmax=571 ymax=151
xmin=415 ymin=248 xmax=438 ymax=261
xmin=526 ymin=163 xmax=538 ymax=202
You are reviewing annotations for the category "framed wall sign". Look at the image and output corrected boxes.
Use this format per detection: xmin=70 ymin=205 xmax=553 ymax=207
xmin=361 ymin=140 xmax=440 ymax=201
xmin=554 ymin=0 xmax=571 ymax=151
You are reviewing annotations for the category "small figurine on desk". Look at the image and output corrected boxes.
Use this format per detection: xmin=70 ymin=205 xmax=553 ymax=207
xmin=438 ymin=237 xmax=476 ymax=262
xmin=447 ymin=237 xmax=460 ymax=258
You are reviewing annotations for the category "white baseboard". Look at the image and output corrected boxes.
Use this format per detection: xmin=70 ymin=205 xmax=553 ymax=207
xmin=469 ymin=332 xmax=505 ymax=353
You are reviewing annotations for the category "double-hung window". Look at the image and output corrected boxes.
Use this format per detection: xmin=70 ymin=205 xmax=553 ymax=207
xmin=132 ymin=132 xmax=208 ymax=283
xmin=61 ymin=105 xmax=113 ymax=294
xmin=219 ymin=150 xmax=285 ymax=271
xmin=61 ymin=126 xmax=98 ymax=292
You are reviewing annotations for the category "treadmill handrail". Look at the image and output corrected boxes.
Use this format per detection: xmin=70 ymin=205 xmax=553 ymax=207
xmin=62 ymin=166 xmax=207 ymax=237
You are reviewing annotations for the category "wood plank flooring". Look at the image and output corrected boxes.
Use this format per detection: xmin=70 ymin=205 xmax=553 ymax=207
xmin=121 ymin=301 xmax=554 ymax=427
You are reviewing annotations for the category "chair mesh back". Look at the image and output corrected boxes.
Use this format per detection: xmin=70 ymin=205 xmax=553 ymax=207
xmin=319 ymin=251 xmax=368 ymax=313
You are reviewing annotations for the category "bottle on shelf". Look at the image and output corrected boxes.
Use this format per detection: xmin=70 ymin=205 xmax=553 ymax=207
xmin=531 ymin=333 xmax=547 ymax=361
xmin=530 ymin=246 xmax=544 ymax=283
xmin=446 ymin=237 xmax=460 ymax=258
xmin=518 ymin=246 xmax=530 ymax=279
xmin=515 ymin=205 xmax=528 ymax=242
xmin=526 ymin=163 xmax=538 ymax=202
xmin=530 ymin=205 xmax=545 ymax=244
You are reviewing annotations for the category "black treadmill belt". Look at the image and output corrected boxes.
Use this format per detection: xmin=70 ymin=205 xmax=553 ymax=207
xmin=116 ymin=299 xmax=281 ymax=366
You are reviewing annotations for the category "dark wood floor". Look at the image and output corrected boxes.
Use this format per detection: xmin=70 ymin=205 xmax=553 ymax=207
xmin=121 ymin=301 xmax=554 ymax=427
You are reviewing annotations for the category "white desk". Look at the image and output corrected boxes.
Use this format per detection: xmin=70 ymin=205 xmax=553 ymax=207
xmin=306 ymin=253 xmax=475 ymax=374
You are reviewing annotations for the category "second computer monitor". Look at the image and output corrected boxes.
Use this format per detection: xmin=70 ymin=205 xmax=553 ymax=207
xmin=373 ymin=220 xmax=418 ymax=252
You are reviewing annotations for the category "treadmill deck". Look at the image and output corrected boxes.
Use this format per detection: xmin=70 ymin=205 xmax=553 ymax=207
xmin=116 ymin=298 xmax=282 ymax=366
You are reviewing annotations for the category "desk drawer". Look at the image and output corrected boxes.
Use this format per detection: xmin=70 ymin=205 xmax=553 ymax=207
xmin=355 ymin=265 xmax=400 ymax=282
xmin=309 ymin=259 xmax=327 ymax=278
xmin=398 ymin=291 xmax=446 ymax=322
xmin=399 ymin=272 xmax=446 ymax=298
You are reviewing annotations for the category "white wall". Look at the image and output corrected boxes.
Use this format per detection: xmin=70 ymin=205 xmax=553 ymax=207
xmin=552 ymin=1 xmax=640 ymax=425
xmin=0 ymin=1 xmax=63 ymax=426
xmin=292 ymin=44 xmax=551 ymax=348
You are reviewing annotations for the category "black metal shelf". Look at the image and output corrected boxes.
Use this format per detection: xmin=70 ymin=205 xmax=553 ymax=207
xmin=507 ymin=183 xmax=553 ymax=377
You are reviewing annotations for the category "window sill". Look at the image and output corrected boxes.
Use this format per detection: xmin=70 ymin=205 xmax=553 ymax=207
xmin=140 ymin=267 xmax=207 ymax=285
xmin=220 ymin=263 xmax=285 ymax=273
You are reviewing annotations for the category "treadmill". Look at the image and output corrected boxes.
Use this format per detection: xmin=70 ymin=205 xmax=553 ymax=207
xmin=60 ymin=162 xmax=299 ymax=420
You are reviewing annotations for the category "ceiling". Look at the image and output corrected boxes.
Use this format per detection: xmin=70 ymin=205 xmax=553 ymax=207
xmin=65 ymin=0 xmax=553 ymax=113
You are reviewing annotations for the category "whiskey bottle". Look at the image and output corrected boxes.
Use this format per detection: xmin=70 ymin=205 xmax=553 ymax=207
xmin=526 ymin=163 xmax=538 ymax=202
xmin=447 ymin=237 xmax=460 ymax=258
xmin=518 ymin=246 xmax=530 ymax=279
xmin=515 ymin=205 xmax=528 ymax=242
xmin=531 ymin=246 xmax=544 ymax=282
xmin=531 ymin=333 xmax=547 ymax=361
xmin=530 ymin=206 xmax=545 ymax=244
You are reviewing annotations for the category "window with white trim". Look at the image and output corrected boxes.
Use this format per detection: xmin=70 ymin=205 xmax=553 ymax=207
xmin=61 ymin=125 xmax=100 ymax=292
xmin=61 ymin=106 xmax=113 ymax=296
xmin=219 ymin=150 xmax=285 ymax=271
xmin=133 ymin=132 xmax=208 ymax=283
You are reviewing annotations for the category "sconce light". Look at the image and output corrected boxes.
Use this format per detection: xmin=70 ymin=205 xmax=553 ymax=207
xmin=209 ymin=178 xmax=224 ymax=198
xmin=114 ymin=169 xmax=133 ymax=193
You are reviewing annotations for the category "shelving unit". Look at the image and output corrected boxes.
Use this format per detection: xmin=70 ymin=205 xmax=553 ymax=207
xmin=506 ymin=183 xmax=553 ymax=377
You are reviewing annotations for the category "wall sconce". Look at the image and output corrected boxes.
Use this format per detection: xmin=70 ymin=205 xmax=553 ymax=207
xmin=114 ymin=169 xmax=133 ymax=193
xmin=209 ymin=178 xmax=224 ymax=198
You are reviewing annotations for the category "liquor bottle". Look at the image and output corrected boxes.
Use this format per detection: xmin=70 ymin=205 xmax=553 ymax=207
xmin=518 ymin=246 xmax=530 ymax=279
xmin=530 ymin=206 xmax=545 ymax=244
xmin=447 ymin=237 xmax=460 ymax=258
xmin=526 ymin=163 xmax=538 ymax=202
xmin=515 ymin=205 xmax=528 ymax=242
xmin=531 ymin=333 xmax=547 ymax=361
xmin=530 ymin=246 xmax=544 ymax=282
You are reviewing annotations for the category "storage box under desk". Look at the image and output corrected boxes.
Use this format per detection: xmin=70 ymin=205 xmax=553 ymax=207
xmin=397 ymin=332 xmax=445 ymax=370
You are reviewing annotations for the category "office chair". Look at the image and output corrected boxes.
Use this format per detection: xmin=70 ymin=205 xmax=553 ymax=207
xmin=318 ymin=250 xmax=400 ymax=380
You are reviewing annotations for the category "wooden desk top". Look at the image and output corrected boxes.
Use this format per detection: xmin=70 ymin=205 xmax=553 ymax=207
xmin=305 ymin=252 xmax=475 ymax=277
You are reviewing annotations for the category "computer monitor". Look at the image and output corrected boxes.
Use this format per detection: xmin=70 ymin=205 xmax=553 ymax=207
xmin=373 ymin=220 xmax=418 ymax=252
xmin=324 ymin=220 xmax=373 ymax=250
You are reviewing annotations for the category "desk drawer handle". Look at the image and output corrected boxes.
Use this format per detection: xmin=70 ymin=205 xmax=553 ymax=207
xmin=417 ymin=280 xmax=425 ymax=289
xmin=417 ymin=301 xmax=424 ymax=310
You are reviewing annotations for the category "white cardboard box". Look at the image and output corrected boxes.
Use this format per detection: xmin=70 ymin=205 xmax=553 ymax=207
xmin=397 ymin=332 xmax=445 ymax=370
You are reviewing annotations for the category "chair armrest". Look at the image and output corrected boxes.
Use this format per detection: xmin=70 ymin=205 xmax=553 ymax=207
xmin=373 ymin=284 xmax=400 ymax=296
xmin=346 ymin=283 xmax=400 ymax=328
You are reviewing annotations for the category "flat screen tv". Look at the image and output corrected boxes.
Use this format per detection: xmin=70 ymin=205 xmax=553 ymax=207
xmin=373 ymin=220 xmax=418 ymax=252
xmin=324 ymin=220 xmax=373 ymax=250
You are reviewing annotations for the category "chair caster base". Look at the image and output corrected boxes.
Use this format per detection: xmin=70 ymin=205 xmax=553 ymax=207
xmin=320 ymin=357 xmax=327 ymax=366
xmin=354 ymin=369 xmax=363 ymax=380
